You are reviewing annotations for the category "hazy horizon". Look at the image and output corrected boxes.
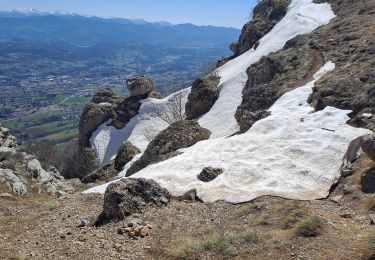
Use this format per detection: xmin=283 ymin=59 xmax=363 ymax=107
xmin=0 ymin=0 xmax=256 ymax=29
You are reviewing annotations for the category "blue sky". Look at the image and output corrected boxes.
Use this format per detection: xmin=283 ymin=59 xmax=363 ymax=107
xmin=0 ymin=0 xmax=256 ymax=28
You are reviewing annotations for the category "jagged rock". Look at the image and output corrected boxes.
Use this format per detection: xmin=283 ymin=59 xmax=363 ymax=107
xmin=0 ymin=169 xmax=28 ymax=196
xmin=91 ymin=88 xmax=118 ymax=104
xmin=111 ymin=96 xmax=144 ymax=129
xmin=361 ymin=167 xmax=375 ymax=194
xmin=198 ymin=167 xmax=223 ymax=182
xmin=236 ymin=110 xmax=271 ymax=133
xmin=27 ymin=159 xmax=53 ymax=183
xmin=126 ymin=120 xmax=210 ymax=176
xmin=79 ymin=103 xmax=114 ymax=148
xmin=81 ymin=160 xmax=117 ymax=184
xmin=0 ymin=127 xmax=17 ymax=149
xmin=235 ymin=34 xmax=325 ymax=133
xmin=185 ymin=76 xmax=220 ymax=120
xmin=361 ymin=134 xmax=375 ymax=161
xmin=231 ymin=0 xmax=290 ymax=56
xmin=126 ymin=76 xmax=153 ymax=97
xmin=96 ymin=178 xmax=170 ymax=225
xmin=114 ymin=142 xmax=141 ymax=171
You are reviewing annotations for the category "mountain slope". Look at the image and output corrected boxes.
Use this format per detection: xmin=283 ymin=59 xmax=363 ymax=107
xmin=83 ymin=0 xmax=372 ymax=204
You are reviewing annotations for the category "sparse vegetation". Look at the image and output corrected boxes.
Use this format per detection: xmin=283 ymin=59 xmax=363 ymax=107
xmin=365 ymin=230 xmax=375 ymax=259
xmin=157 ymin=90 xmax=186 ymax=125
xmin=273 ymin=201 xmax=303 ymax=229
xmin=295 ymin=217 xmax=320 ymax=237
xmin=167 ymin=230 xmax=262 ymax=259
xmin=360 ymin=196 xmax=375 ymax=212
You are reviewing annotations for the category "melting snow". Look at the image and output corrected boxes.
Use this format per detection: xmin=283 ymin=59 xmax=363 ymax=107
xmin=90 ymin=0 xmax=336 ymax=165
xmin=85 ymin=1 xmax=371 ymax=203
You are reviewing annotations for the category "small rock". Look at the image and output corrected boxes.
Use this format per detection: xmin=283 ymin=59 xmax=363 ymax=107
xmin=330 ymin=195 xmax=343 ymax=203
xmin=140 ymin=226 xmax=149 ymax=237
xmin=340 ymin=212 xmax=352 ymax=218
xmin=114 ymin=243 xmax=123 ymax=252
xmin=117 ymin=228 xmax=125 ymax=235
xmin=369 ymin=214 xmax=375 ymax=225
xmin=127 ymin=222 xmax=134 ymax=228
xmin=198 ymin=167 xmax=223 ymax=182
xmin=341 ymin=166 xmax=354 ymax=177
xmin=146 ymin=224 xmax=153 ymax=229
xmin=76 ymin=219 xmax=88 ymax=228
xmin=0 ymin=193 xmax=15 ymax=199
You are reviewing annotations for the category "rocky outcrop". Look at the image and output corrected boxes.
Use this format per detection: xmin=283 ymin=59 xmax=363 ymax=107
xmin=0 ymin=126 xmax=17 ymax=150
xmin=307 ymin=0 xmax=375 ymax=131
xmin=362 ymin=135 xmax=375 ymax=162
xmin=114 ymin=142 xmax=141 ymax=171
xmin=235 ymin=37 xmax=324 ymax=132
xmin=361 ymin=167 xmax=375 ymax=194
xmin=231 ymin=0 xmax=290 ymax=57
xmin=198 ymin=167 xmax=223 ymax=182
xmin=234 ymin=0 xmax=374 ymax=133
xmin=185 ymin=75 xmax=220 ymax=120
xmin=0 ymin=169 xmax=28 ymax=196
xmin=126 ymin=76 xmax=153 ymax=97
xmin=96 ymin=178 xmax=170 ymax=225
xmin=78 ymin=82 xmax=155 ymax=179
xmin=81 ymin=160 xmax=117 ymax=184
xmin=126 ymin=120 xmax=211 ymax=176
xmin=0 ymin=127 xmax=74 ymax=196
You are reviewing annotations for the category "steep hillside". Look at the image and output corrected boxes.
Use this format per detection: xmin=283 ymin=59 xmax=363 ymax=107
xmin=2 ymin=0 xmax=375 ymax=259
xmin=83 ymin=0 xmax=373 ymax=203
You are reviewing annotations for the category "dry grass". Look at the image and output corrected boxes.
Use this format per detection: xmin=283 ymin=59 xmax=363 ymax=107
xmin=255 ymin=213 xmax=270 ymax=226
xmin=295 ymin=217 xmax=320 ymax=237
xmin=360 ymin=196 xmax=375 ymax=213
xmin=272 ymin=201 xmax=303 ymax=229
xmin=166 ymin=229 xmax=262 ymax=259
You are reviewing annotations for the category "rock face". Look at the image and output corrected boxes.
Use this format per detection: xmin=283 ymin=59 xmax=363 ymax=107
xmin=81 ymin=160 xmax=117 ymax=184
xmin=0 ymin=169 xmax=28 ymax=196
xmin=96 ymin=178 xmax=170 ymax=225
xmin=0 ymin=126 xmax=17 ymax=150
xmin=126 ymin=76 xmax=153 ymax=97
xmin=362 ymin=135 xmax=375 ymax=161
xmin=361 ymin=167 xmax=375 ymax=193
xmin=114 ymin=142 xmax=141 ymax=171
xmin=0 ymin=128 xmax=74 ymax=196
xmin=185 ymin=76 xmax=220 ymax=120
xmin=234 ymin=0 xmax=374 ymax=133
xmin=126 ymin=120 xmax=211 ymax=176
xmin=78 ymin=85 xmax=152 ymax=179
xmin=235 ymin=38 xmax=324 ymax=132
xmin=197 ymin=167 xmax=223 ymax=182
xmin=231 ymin=0 xmax=290 ymax=57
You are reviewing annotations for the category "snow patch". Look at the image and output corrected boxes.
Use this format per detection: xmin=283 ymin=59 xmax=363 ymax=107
xmin=83 ymin=62 xmax=372 ymax=202
xmin=89 ymin=0 xmax=336 ymax=166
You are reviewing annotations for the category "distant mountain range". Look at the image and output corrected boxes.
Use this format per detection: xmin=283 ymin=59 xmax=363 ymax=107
xmin=0 ymin=10 xmax=240 ymax=45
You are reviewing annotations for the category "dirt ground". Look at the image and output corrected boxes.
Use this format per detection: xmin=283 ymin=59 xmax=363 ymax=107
xmin=1 ymin=161 xmax=375 ymax=260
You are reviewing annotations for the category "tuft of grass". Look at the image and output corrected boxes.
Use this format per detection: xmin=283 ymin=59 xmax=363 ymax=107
xmin=295 ymin=217 xmax=320 ymax=237
xmin=255 ymin=213 xmax=270 ymax=226
xmin=365 ymin=231 xmax=375 ymax=258
xmin=360 ymin=196 xmax=375 ymax=213
xmin=167 ymin=230 xmax=262 ymax=260
xmin=273 ymin=201 xmax=303 ymax=229
xmin=45 ymin=201 xmax=60 ymax=211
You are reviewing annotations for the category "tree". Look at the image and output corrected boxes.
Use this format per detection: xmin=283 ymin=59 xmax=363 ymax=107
xmin=157 ymin=90 xmax=186 ymax=125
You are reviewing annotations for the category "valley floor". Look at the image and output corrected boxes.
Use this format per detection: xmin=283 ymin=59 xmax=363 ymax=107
xmin=1 ymin=166 xmax=375 ymax=260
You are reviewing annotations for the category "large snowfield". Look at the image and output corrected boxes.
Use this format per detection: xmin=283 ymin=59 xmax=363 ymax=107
xmin=85 ymin=0 xmax=372 ymax=203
